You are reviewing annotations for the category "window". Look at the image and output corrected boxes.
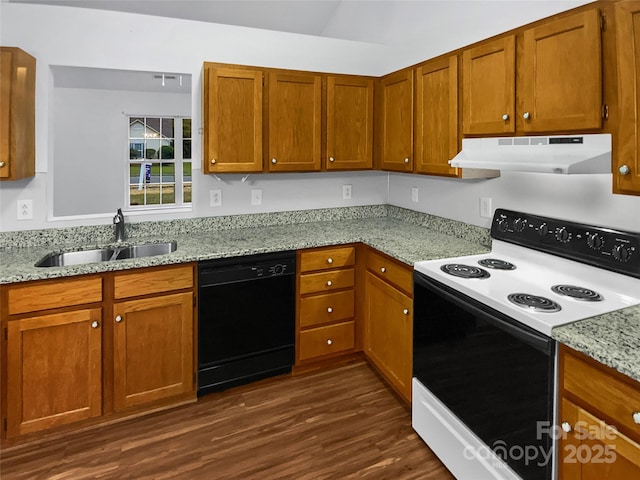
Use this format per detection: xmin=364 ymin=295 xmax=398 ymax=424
xmin=128 ymin=116 xmax=191 ymax=208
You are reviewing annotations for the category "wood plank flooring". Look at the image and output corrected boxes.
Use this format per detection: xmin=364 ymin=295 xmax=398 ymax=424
xmin=0 ymin=361 xmax=454 ymax=480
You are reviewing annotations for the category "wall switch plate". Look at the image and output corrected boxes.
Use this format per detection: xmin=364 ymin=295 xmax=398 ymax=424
xmin=411 ymin=187 xmax=419 ymax=203
xmin=342 ymin=184 xmax=352 ymax=200
xmin=17 ymin=199 xmax=33 ymax=220
xmin=480 ymin=197 xmax=492 ymax=218
xmin=210 ymin=189 xmax=222 ymax=207
xmin=251 ymin=189 xmax=262 ymax=206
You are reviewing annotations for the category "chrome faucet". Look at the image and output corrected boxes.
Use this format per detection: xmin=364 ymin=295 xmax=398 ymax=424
xmin=113 ymin=208 xmax=125 ymax=242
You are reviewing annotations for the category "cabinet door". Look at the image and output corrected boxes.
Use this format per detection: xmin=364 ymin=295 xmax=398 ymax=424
xmin=364 ymin=272 xmax=412 ymax=402
xmin=6 ymin=309 xmax=102 ymax=437
xmin=326 ymin=76 xmax=373 ymax=170
xmin=268 ymin=72 xmax=321 ymax=171
xmin=203 ymin=66 xmax=263 ymax=173
xmin=113 ymin=292 xmax=193 ymax=410
xmin=559 ymin=398 xmax=640 ymax=479
xmin=415 ymin=56 xmax=459 ymax=176
xmin=521 ymin=9 xmax=602 ymax=133
xmin=615 ymin=1 xmax=640 ymax=195
xmin=379 ymin=70 xmax=414 ymax=172
xmin=462 ymin=36 xmax=515 ymax=135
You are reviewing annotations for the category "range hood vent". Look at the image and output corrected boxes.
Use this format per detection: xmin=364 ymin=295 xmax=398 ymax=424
xmin=449 ymin=134 xmax=611 ymax=174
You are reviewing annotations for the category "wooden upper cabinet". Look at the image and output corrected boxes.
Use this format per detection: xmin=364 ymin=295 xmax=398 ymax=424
xmin=203 ymin=65 xmax=263 ymax=173
xmin=615 ymin=0 xmax=640 ymax=196
xmin=462 ymin=35 xmax=515 ymax=135
xmin=0 ymin=47 xmax=35 ymax=181
xmin=326 ymin=75 xmax=374 ymax=170
xmin=520 ymin=9 xmax=602 ymax=133
xmin=268 ymin=72 xmax=322 ymax=172
xmin=378 ymin=69 xmax=414 ymax=172
xmin=415 ymin=56 xmax=459 ymax=176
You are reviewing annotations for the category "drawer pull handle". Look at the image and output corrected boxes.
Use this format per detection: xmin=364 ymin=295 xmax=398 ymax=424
xmin=620 ymin=165 xmax=631 ymax=176
xmin=115 ymin=315 xmax=123 ymax=323
xmin=502 ymin=113 xmax=509 ymax=121
xmin=327 ymin=307 xmax=333 ymax=313
xmin=271 ymin=158 xmax=277 ymax=164
xmin=404 ymin=157 xmax=409 ymax=164
xmin=561 ymin=422 xmax=572 ymax=433
xmin=523 ymin=112 xmax=531 ymax=120
xmin=403 ymin=308 xmax=409 ymax=315
xmin=327 ymin=258 xmax=333 ymax=264
xmin=633 ymin=412 xmax=640 ymax=424
xmin=381 ymin=267 xmax=386 ymax=273
xmin=326 ymin=280 xmax=333 ymax=287
xmin=0 ymin=161 xmax=5 ymax=167
xmin=327 ymin=339 xmax=333 ymax=345
xmin=91 ymin=320 xmax=99 ymax=329
xmin=210 ymin=159 xmax=216 ymax=165
xmin=329 ymin=156 xmax=335 ymax=162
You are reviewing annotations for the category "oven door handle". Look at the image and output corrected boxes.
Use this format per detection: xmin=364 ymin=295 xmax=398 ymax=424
xmin=414 ymin=272 xmax=554 ymax=355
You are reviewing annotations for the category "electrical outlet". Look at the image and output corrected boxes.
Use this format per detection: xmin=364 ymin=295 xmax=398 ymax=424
xmin=411 ymin=187 xmax=419 ymax=203
xmin=251 ymin=189 xmax=262 ymax=206
xmin=480 ymin=197 xmax=492 ymax=218
xmin=17 ymin=199 xmax=33 ymax=220
xmin=342 ymin=184 xmax=352 ymax=200
xmin=210 ymin=189 xmax=222 ymax=207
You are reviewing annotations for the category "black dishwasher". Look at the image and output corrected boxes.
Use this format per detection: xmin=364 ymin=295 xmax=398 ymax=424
xmin=197 ymin=251 xmax=296 ymax=395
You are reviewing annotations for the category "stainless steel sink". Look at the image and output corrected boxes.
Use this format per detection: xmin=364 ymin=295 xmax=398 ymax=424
xmin=35 ymin=241 xmax=177 ymax=267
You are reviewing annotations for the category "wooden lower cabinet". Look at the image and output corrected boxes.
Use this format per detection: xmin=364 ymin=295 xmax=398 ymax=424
xmin=363 ymin=250 xmax=413 ymax=403
xmin=113 ymin=292 xmax=193 ymax=410
xmin=5 ymin=308 xmax=103 ymax=438
xmin=558 ymin=345 xmax=640 ymax=478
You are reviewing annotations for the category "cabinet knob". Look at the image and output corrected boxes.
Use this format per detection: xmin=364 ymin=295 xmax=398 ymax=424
xmin=619 ymin=165 xmax=631 ymax=176
xmin=327 ymin=307 xmax=333 ymax=313
xmin=523 ymin=112 xmax=531 ymax=120
xmin=327 ymin=257 xmax=333 ymax=264
xmin=502 ymin=113 xmax=509 ymax=121
xmin=326 ymin=280 xmax=333 ymax=287
xmin=380 ymin=267 xmax=386 ymax=273
xmin=0 ymin=161 xmax=5 ymax=168
xmin=271 ymin=158 xmax=277 ymax=164
xmin=561 ymin=421 xmax=572 ymax=433
xmin=327 ymin=339 xmax=333 ymax=345
xmin=329 ymin=157 xmax=335 ymax=162
xmin=403 ymin=308 xmax=409 ymax=315
xmin=210 ymin=159 xmax=216 ymax=165
xmin=633 ymin=412 xmax=640 ymax=424
xmin=404 ymin=157 xmax=409 ymax=164
xmin=91 ymin=320 xmax=99 ymax=329
xmin=115 ymin=315 xmax=123 ymax=323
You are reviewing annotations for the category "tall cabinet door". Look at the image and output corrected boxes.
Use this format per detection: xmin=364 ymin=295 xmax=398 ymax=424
xmin=520 ymin=9 xmax=602 ymax=133
xmin=378 ymin=69 xmax=414 ymax=172
xmin=268 ymin=72 xmax=322 ymax=172
xmin=113 ymin=292 xmax=193 ymax=410
xmin=615 ymin=0 xmax=640 ymax=196
xmin=415 ymin=56 xmax=459 ymax=176
xmin=326 ymin=76 xmax=374 ymax=170
xmin=462 ymin=36 xmax=515 ymax=135
xmin=6 ymin=309 xmax=102 ymax=437
xmin=203 ymin=66 xmax=263 ymax=173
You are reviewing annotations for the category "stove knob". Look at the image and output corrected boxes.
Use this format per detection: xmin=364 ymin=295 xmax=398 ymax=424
xmin=612 ymin=244 xmax=632 ymax=262
xmin=496 ymin=218 xmax=509 ymax=233
xmin=513 ymin=218 xmax=526 ymax=232
xmin=538 ymin=223 xmax=549 ymax=237
xmin=555 ymin=227 xmax=571 ymax=243
xmin=587 ymin=233 xmax=604 ymax=250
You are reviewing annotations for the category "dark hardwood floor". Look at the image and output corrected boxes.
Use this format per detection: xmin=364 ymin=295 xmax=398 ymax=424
xmin=0 ymin=361 xmax=454 ymax=480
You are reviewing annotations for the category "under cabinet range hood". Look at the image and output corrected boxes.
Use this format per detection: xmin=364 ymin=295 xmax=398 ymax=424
xmin=449 ymin=133 xmax=611 ymax=174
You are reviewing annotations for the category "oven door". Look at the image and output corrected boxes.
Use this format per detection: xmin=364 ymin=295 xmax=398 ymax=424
xmin=413 ymin=270 xmax=555 ymax=480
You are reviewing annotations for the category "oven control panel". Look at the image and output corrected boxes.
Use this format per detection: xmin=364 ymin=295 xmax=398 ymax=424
xmin=491 ymin=209 xmax=640 ymax=278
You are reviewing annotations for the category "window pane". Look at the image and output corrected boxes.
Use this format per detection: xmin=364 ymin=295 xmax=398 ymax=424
xmin=160 ymin=139 xmax=175 ymax=159
xmin=129 ymin=117 xmax=144 ymax=138
xmin=183 ymin=118 xmax=191 ymax=139
xmin=161 ymin=118 xmax=174 ymax=139
xmin=146 ymin=117 xmax=160 ymax=138
xmin=183 ymin=162 xmax=191 ymax=182
xmin=161 ymin=163 xmax=175 ymax=182
xmin=129 ymin=185 xmax=145 ymax=206
xmin=145 ymin=139 xmax=160 ymax=159
xmin=161 ymin=184 xmax=175 ymax=204
xmin=147 ymin=162 xmax=160 ymax=183
xmin=183 ymin=139 xmax=191 ymax=159
xmin=183 ymin=183 xmax=192 ymax=203
xmin=130 ymin=142 xmax=144 ymax=159
xmin=129 ymin=164 xmax=142 ymax=185
xmin=145 ymin=184 xmax=161 ymax=205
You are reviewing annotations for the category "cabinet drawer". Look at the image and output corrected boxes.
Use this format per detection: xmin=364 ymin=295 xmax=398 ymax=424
xmin=299 ymin=246 xmax=355 ymax=272
xmin=114 ymin=264 xmax=193 ymax=299
xmin=299 ymin=268 xmax=355 ymax=295
xmin=366 ymin=249 xmax=413 ymax=295
xmin=562 ymin=348 xmax=640 ymax=441
xmin=299 ymin=290 xmax=354 ymax=328
xmin=7 ymin=277 xmax=103 ymax=315
xmin=299 ymin=321 xmax=355 ymax=361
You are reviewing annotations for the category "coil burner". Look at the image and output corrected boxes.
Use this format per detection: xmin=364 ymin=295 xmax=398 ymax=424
xmin=440 ymin=264 xmax=490 ymax=279
xmin=507 ymin=293 xmax=562 ymax=313
xmin=551 ymin=285 xmax=603 ymax=302
xmin=478 ymin=258 xmax=517 ymax=270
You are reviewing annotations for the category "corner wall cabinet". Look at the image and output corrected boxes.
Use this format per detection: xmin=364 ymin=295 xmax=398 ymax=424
xmin=615 ymin=0 xmax=640 ymax=196
xmin=558 ymin=345 xmax=640 ymax=479
xmin=0 ymin=46 xmax=35 ymax=181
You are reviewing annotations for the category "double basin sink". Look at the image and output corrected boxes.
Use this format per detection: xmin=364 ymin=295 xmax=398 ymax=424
xmin=35 ymin=241 xmax=177 ymax=267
